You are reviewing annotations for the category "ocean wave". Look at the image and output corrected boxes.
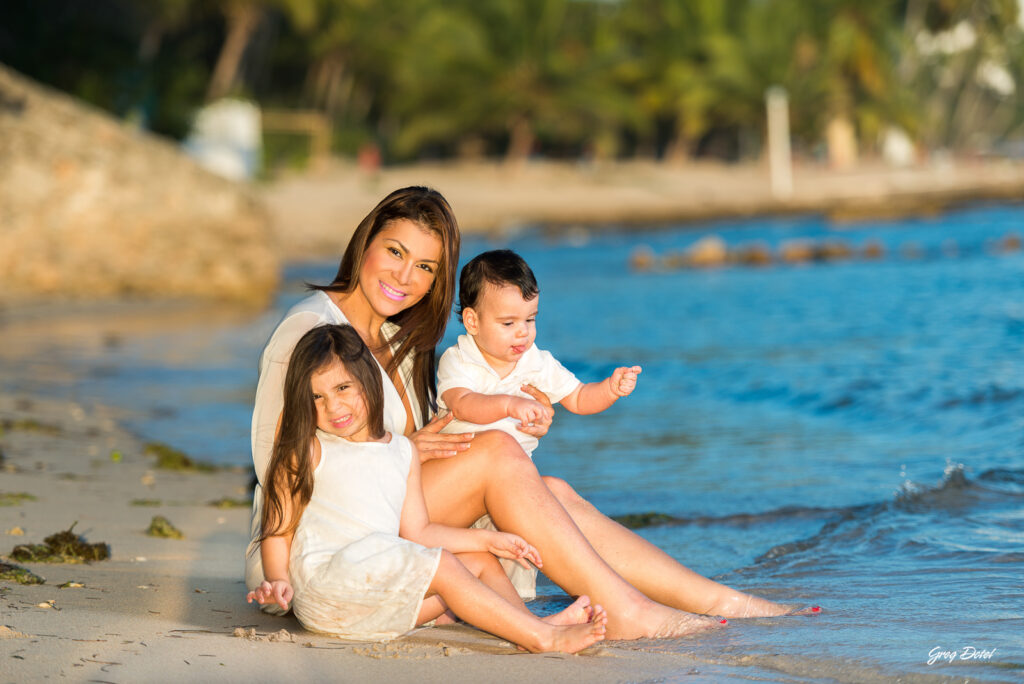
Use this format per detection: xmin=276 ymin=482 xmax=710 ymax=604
xmin=748 ymin=464 xmax=1024 ymax=570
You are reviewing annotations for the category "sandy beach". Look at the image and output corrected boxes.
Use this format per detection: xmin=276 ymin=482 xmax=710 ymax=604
xmin=0 ymin=392 xmax=730 ymax=683
xmin=260 ymin=158 xmax=1024 ymax=260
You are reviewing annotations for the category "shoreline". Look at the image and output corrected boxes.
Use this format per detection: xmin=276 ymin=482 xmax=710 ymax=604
xmin=0 ymin=392 xmax=719 ymax=683
xmin=259 ymin=158 xmax=1024 ymax=259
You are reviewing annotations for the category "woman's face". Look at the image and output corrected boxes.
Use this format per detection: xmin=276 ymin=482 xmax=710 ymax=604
xmin=357 ymin=219 xmax=443 ymax=318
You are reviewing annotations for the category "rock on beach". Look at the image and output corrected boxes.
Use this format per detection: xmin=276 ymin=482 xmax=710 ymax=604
xmin=0 ymin=64 xmax=278 ymax=305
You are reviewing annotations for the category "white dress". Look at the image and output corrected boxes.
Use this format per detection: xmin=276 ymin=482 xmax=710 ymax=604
xmin=289 ymin=432 xmax=441 ymax=640
xmin=247 ymin=291 xmax=420 ymax=613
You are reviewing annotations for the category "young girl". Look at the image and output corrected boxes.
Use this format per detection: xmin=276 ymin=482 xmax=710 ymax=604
xmin=246 ymin=324 xmax=607 ymax=652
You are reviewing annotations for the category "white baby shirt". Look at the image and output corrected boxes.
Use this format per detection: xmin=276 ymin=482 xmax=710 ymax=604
xmin=436 ymin=334 xmax=581 ymax=456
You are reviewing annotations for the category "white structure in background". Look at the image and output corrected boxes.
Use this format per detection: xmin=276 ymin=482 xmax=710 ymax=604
xmin=915 ymin=21 xmax=977 ymax=56
xmin=183 ymin=99 xmax=262 ymax=181
xmin=882 ymin=127 xmax=916 ymax=167
xmin=765 ymin=86 xmax=793 ymax=199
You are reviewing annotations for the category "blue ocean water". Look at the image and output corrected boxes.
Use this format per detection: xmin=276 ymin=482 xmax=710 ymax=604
xmin=2 ymin=204 xmax=1022 ymax=680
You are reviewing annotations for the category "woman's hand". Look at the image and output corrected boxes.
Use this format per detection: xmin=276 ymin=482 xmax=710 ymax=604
xmin=515 ymin=384 xmax=554 ymax=438
xmin=486 ymin=531 xmax=543 ymax=570
xmin=411 ymin=411 xmax=474 ymax=462
xmin=246 ymin=579 xmax=293 ymax=612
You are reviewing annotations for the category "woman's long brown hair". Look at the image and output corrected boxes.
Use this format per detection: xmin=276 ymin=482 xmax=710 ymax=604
xmin=310 ymin=186 xmax=460 ymax=427
xmin=259 ymin=324 xmax=385 ymax=542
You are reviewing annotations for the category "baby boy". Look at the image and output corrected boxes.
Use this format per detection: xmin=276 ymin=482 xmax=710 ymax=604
xmin=436 ymin=249 xmax=641 ymax=457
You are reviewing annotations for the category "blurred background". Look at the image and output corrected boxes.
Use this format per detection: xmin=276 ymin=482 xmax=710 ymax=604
xmin=6 ymin=0 xmax=1024 ymax=166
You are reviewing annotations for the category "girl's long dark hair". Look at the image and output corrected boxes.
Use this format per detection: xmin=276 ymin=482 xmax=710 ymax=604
xmin=259 ymin=324 xmax=385 ymax=542
xmin=310 ymin=186 xmax=460 ymax=427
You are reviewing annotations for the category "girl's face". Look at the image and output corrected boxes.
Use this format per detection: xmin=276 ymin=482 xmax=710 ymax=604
xmin=357 ymin=219 xmax=443 ymax=319
xmin=311 ymin=360 xmax=371 ymax=442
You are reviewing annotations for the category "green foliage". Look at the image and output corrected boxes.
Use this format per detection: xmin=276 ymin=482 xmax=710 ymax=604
xmin=2 ymin=0 xmax=1023 ymax=160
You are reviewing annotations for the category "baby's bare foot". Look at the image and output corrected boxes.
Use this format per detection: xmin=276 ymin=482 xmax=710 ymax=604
xmin=542 ymin=595 xmax=592 ymax=626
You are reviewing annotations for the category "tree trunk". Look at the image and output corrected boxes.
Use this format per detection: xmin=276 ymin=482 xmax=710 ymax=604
xmin=206 ymin=2 xmax=262 ymax=101
xmin=505 ymin=115 xmax=535 ymax=165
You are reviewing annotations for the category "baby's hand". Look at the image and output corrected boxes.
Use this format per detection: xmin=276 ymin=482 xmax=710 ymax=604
xmin=507 ymin=396 xmax=554 ymax=427
xmin=486 ymin=531 xmax=543 ymax=570
xmin=608 ymin=365 xmax=642 ymax=397
xmin=246 ymin=579 xmax=293 ymax=611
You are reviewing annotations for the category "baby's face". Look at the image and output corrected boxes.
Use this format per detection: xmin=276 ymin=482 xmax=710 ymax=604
xmin=466 ymin=284 xmax=538 ymax=374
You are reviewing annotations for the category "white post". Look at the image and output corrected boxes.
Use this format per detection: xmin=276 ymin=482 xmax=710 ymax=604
xmin=765 ymin=86 xmax=793 ymax=199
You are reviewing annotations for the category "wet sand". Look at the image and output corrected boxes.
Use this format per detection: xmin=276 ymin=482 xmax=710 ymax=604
xmin=260 ymin=158 xmax=1024 ymax=260
xmin=0 ymin=392 xmax=722 ymax=683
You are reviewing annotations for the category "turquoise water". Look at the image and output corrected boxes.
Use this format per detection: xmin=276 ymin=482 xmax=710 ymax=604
xmin=3 ymin=205 xmax=1023 ymax=680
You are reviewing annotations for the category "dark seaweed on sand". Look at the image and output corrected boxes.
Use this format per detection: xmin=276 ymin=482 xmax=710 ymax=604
xmin=146 ymin=515 xmax=183 ymax=539
xmin=0 ymin=418 xmax=62 ymax=436
xmin=145 ymin=441 xmax=216 ymax=472
xmin=10 ymin=522 xmax=109 ymax=563
xmin=0 ymin=561 xmax=45 ymax=584
xmin=208 ymin=496 xmax=252 ymax=508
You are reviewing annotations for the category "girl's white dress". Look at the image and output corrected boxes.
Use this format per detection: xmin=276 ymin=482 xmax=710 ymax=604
xmin=289 ymin=431 xmax=441 ymax=640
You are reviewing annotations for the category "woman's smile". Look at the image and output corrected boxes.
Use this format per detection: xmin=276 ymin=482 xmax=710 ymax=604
xmin=378 ymin=281 xmax=407 ymax=302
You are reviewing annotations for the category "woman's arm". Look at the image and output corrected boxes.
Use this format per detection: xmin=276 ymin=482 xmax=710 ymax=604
xmin=399 ymin=443 xmax=541 ymax=569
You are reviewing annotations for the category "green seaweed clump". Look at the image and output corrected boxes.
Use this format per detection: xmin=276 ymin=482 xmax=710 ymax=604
xmin=146 ymin=515 xmax=184 ymax=539
xmin=145 ymin=442 xmax=216 ymax=472
xmin=130 ymin=498 xmax=162 ymax=507
xmin=611 ymin=511 xmax=678 ymax=529
xmin=10 ymin=523 xmax=109 ymax=563
xmin=0 ymin=492 xmax=37 ymax=507
xmin=208 ymin=497 xmax=252 ymax=509
xmin=1 ymin=418 xmax=61 ymax=436
xmin=0 ymin=561 xmax=45 ymax=585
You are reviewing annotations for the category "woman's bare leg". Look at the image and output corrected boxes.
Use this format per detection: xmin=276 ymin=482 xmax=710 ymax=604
xmin=420 ymin=431 xmax=724 ymax=639
xmin=422 ymin=550 xmax=606 ymax=653
xmin=542 ymin=476 xmax=801 ymax=618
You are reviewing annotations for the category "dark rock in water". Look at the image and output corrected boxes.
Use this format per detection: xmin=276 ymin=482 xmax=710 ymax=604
xmin=0 ymin=64 xmax=278 ymax=305
xmin=10 ymin=523 xmax=109 ymax=563
xmin=611 ymin=511 xmax=679 ymax=529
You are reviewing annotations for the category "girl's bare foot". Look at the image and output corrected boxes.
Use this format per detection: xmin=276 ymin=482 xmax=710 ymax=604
xmin=542 ymin=604 xmax=607 ymax=653
xmin=542 ymin=595 xmax=593 ymax=626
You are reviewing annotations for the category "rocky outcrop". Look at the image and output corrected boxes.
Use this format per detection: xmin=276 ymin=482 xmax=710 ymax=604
xmin=0 ymin=64 xmax=278 ymax=305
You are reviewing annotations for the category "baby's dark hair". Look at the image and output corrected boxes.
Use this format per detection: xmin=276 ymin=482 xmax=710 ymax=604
xmin=457 ymin=249 xmax=538 ymax=320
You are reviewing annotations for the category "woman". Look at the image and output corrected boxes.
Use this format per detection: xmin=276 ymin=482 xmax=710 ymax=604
xmin=247 ymin=186 xmax=806 ymax=639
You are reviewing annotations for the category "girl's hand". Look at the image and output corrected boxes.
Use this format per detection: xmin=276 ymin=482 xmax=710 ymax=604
xmin=487 ymin=531 xmax=543 ymax=570
xmin=410 ymin=411 xmax=474 ymax=462
xmin=246 ymin=579 xmax=293 ymax=611
xmin=608 ymin=366 xmax=642 ymax=397
xmin=515 ymin=385 xmax=554 ymax=437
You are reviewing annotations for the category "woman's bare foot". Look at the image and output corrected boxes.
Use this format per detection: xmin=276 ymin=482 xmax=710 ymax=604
xmin=786 ymin=605 xmax=822 ymax=616
xmin=708 ymin=594 xmax=820 ymax=618
xmin=542 ymin=595 xmax=593 ymax=626
xmin=541 ymin=604 xmax=608 ymax=653
xmin=652 ymin=610 xmax=728 ymax=638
